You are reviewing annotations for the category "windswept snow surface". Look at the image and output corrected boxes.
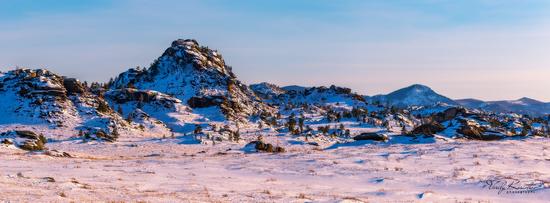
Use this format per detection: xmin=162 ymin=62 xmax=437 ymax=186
xmin=1 ymin=127 xmax=549 ymax=202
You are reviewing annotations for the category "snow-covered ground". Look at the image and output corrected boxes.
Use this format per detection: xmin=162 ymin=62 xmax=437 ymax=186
xmin=1 ymin=132 xmax=549 ymax=202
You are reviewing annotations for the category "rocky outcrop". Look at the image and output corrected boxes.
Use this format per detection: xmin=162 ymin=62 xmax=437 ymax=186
xmin=63 ymin=78 xmax=85 ymax=95
xmin=105 ymin=88 xmax=181 ymax=110
xmin=457 ymin=120 xmax=503 ymax=141
xmin=0 ymin=69 xmax=126 ymax=141
xmin=187 ymin=96 xmax=224 ymax=108
xmin=0 ymin=130 xmax=47 ymax=151
xmin=251 ymin=83 xmax=367 ymax=107
xmin=412 ymin=122 xmax=445 ymax=135
xmin=1 ymin=69 xmax=66 ymax=98
xmin=432 ymin=107 xmax=467 ymax=123
xmin=250 ymin=82 xmax=287 ymax=100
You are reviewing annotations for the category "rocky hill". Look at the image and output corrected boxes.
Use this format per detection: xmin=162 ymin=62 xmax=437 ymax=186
xmin=0 ymin=69 xmax=126 ymax=141
xmin=251 ymin=83 xmax=367 ymax=107
xmin=111 ymin=39 xmax=275 ymax=123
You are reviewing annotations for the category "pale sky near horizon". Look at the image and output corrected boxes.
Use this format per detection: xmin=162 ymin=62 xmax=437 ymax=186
xmin=0 ymin=0 xmax=549 ymax=101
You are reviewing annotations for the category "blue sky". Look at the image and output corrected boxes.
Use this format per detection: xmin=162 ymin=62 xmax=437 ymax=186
xmin=0 ymin=0 xmax=549 ymax=101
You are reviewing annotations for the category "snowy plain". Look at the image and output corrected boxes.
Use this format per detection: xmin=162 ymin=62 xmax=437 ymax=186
xmin=1 ymin=125 xmax=549 ymax=202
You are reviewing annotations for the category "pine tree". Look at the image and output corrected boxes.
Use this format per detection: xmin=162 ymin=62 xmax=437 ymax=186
xmin=126 ymin=112 xmax=133 ymax=123
xmin=107 ymin=78 xmax=114 ymax=88
xmin=96 ymin=100 xmax=110 ymax=113
xmin=339 ymin=124 xmax=345 ymax=136
xmin=384 ymin=121 xmax=391 ymax=131
xmin=111 ymin=127 xmax=120 ymax=140
xmin=234 ymin=130 xmax=240 ymax=142
xmin=287 ymin=113 xmax=297 ymax=133
xmin=298 ymin=116 xmax=305 ymax=133
xmin=137 ymin=94 xmax=144 ymax=109
xmin=194 ymin=124 xmax=203 ymax=135
xmin=127 ymin=82 xmax=136 ymax=89
xmin=521 ymin=127 xmax=529 ymax=136
xmin=319 ymin=125 xmax=329 ymax=135
xmin=117 ymin=105 xmax=123 ymax=115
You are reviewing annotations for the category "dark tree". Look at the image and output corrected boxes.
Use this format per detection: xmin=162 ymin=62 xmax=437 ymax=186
xmin=194 ymin=125 xmax=203 ymax=135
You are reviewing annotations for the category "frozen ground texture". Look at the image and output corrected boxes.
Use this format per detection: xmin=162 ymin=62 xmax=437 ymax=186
xmin=1 ymin=132 xmax=549 ymax=202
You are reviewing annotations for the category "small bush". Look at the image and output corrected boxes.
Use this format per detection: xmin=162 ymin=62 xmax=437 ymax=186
xmin=253 ymin=141 xmax=285 ymax=153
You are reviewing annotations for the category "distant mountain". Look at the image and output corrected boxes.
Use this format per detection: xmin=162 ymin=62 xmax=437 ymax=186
xmin=367 ymin=84 xmax=457 ymax=108
xmin=456 ymin=97 xmax=550 ymax=117
xmin=453 ymin=98 xmax=486 ymax=108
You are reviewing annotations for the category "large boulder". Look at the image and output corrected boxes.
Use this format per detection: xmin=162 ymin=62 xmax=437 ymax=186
xmin=457 ymin=122 xmax=503 ymax=141
xmin=412 ymin=122 xmax=445 ymax=135
xmin=63 ymin=78 xmax=85 ymax=95
xmin=457 ymin=124 xmax=484 ymax=138
xmin=188 ymin=96 xmax=225 ymax=108
xmin=432 ymin=107 xmax=466 ymax=123
xmin=353 ymin=132 xmax=388 ymax=141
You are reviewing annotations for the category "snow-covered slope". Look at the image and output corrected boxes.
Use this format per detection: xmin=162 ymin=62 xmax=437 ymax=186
xmin=368 ymin=84 xmax=457 ymax=108
xmin=104 ymin=88 xmax=228 ymax=135
xmin=111 ymin=39 xmax=275 ymax=123
xmin=456 ymin=97 xmax=550 ymax=117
